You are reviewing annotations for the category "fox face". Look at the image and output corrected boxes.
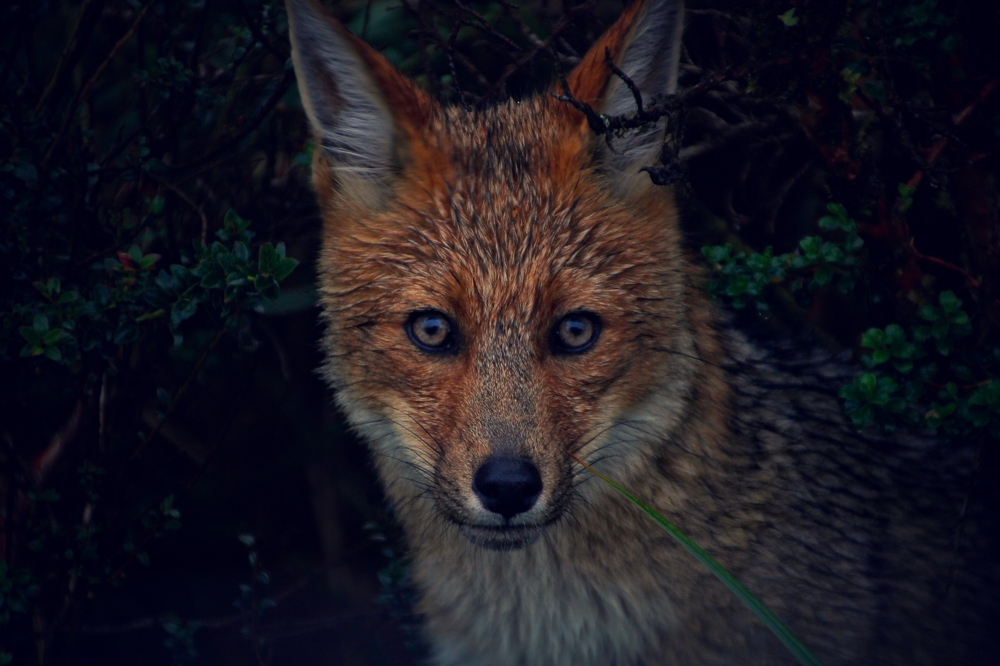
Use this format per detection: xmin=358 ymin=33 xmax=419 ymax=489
xmin=288 ymin=0 xmax=691 ymax=552
xmin=320 ymin=100 xmax=695 ymax=551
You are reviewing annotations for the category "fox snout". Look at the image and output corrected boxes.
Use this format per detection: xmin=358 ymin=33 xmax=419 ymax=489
xmin=459 ymin=456 xmax=547 ymax=550
xmin=472 ymin=456 xmax=543 ymax=520
xmin=429 ymin=377 xmax=573 ymax=550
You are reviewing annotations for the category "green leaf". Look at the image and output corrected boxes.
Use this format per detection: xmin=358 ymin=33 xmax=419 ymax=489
xmin=702 ymin=245 xmax=732 ymax=264
xmin=850 ymin=404 xmax=874 ymax=428
xmin=41 ymin=329 xmax=66 ymax=345
xmin=839 ymin=381 xmax=862 ymax=401
xmin=871 ymin=349 xmax=891 ymax=365
xmin=812 ymin=265 xmax=834 ymax=287
xmin=33 ymin=313 xmax=49 ymax=332
xmin=918 ymin=305 xmax=939 ymax=321
xmin=883 ymin=324 xmax=905 ymax=346
xmin=43 ymin=346 xmax=62 ymax=362
xmin=777 ymin=8 xmax=799 ymax=27
xmin=274 ymin=257 xmax=298 ymax=281
xmin=113 ymin=322 xmax=140 ymax=345
xmin=569 ymin=454 xmax=823 ymax=666
xmin=875 ymin=376 xmax=899 ymax=399
xmin=128 ymin=244 xmax=143 ymax=262
xmin=233 ymin=241 xmax=250 ymax=262
xmin=138 ymin=253 xmax=161 ymax=270
xmin=198 ymin=264 xmax=225 ymax=289
xmin=843 ymin=234 xmax=863 ymax=253
xmin=819 ymin=242 xmax=843 ymax=263
xmin=19 ymin=326 xmax=42 ymax=345
xmin=799 ymin=236 xmax=822 ymax=259
xmin=892 ymin=359 xmax=914 ymax=374
xmin=861 ymin=328 xmax=884 ymax=348
xmin=58 ymin=290 xmax=79 ymax=304
xmin=818 ymin=216 xmax=839 ymax=231
xmin=885 ymin=397 xmax=909 ymax=414
xmin=170 ymin=299 xmax=197 ymax=328
xmin=258 ymin=243 xmax=278 ymax=275
xmin=939 ymin=290 xmax=961 ymax=313
xmin=257 ymin=278 xmax=280 ymax=303
xmin=897 ymin=183 xmax=915 ymax=211
xmin=860 ymin=373 xmax=877 ymax=394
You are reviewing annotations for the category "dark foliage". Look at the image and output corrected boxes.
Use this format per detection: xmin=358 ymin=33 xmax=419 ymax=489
xmin=1 ymin=1 xmax=998 ymax=664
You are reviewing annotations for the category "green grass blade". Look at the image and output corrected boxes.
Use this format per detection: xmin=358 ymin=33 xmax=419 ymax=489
xmin=568 ymin=453 xmax=823 ymax=666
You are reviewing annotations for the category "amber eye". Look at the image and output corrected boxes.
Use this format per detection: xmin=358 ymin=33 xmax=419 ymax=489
xmin=551 ymin=312 xmax=601 ymax=354
xmin=407 ymin=311 xmax=457 ymax=353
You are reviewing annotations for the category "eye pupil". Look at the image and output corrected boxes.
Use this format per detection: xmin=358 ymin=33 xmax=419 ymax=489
xmin=565 ymin=320 xmax=586 ymax=338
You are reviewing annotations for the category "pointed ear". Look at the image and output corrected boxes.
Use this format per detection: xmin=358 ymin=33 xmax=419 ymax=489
xmin=286 ymin=0 xmax=435 ymax=207
xmin=562 ymin=0 xmax=684 ymax=192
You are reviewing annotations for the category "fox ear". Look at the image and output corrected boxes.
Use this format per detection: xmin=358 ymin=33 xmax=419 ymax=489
xmin=286 ymin=0 xmax=433 ymax=206
xmin=563 ymin=0 xmax=684 ymax=192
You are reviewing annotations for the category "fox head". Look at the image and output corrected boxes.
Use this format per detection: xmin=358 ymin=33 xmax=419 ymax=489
xmin=288 ymin=0 xmax=700 ymax=551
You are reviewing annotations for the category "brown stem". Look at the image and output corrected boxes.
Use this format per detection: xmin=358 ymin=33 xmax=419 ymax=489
xmin=144 ymin=172 xmax=210 ymax=245
xmin=164 ymin=72 xmax=293 ymax=174
xmin=904 ymin=78 xmax=998 ymax=192
xmin=33 ymin=0 xmax=105 ymax=114
xmin=129 ymin=327 xmax=226 ymax=463
xmin=910 ymin=240 xmax=981 ymax=290
xmin=487 ymin=13 xmax=573 ymax=97
xmin=30 ymin=400 xmax=86 ymax=485
xmin=42 ymin=0 xmax=156 ymax=167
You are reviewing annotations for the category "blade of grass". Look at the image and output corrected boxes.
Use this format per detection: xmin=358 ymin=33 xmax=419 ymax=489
xmin=568 ymin=452 xmax=823 ymax=666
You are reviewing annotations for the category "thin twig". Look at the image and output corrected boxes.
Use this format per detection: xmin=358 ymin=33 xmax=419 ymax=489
xmin=144 ymin=172 xmax=210 ymax=245
xmin=456 ymin=1 xmax=523 ymax=52
xmin=487 ymin=12 xmax=573 ymax=97
xmin=30 ymin=400 xmax=85 ymax=485
xmin=447 ymin=10 xmax=469 ymax=111
xmin=42 ymin=0 xmax=156 ymax=166
xmin=34 ymin=0 xmax=104 ymax=114
xmin=905 ymin=78 xmax=998 ymax=191
xmin=166 ymin=72 xmax=293 ymax=173
xmin=911 ymin=240 xmax=981 ymax=290
xmin=129 ymin=327 xmax=226 ymax=462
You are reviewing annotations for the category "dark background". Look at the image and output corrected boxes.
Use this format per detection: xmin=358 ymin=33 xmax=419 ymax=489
xmin=2 ymin=1 xmax=998 ymax=664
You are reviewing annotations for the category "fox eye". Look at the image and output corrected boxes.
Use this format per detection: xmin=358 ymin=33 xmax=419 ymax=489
xmin=407 ymin=311 xmax=457 ymax=353
xmin=551 ymin=312 xmax=601 ymax=354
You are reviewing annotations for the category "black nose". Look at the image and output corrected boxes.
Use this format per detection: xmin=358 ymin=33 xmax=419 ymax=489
xmin=472 ymin=457 xmax=543 ymax=520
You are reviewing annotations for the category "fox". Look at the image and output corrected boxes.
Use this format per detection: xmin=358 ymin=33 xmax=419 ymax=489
xmin=284 ymin=0 xmax=996 ymax=664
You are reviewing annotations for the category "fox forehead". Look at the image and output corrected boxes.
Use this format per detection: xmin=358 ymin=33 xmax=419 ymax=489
xmin=320 ymin=98 xmax=681 ymax=329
